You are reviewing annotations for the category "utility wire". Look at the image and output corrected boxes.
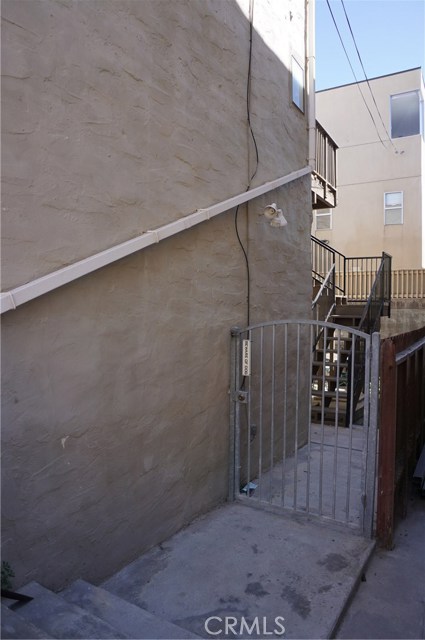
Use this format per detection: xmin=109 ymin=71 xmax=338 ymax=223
xmin=235 ymin=0 xmax=259 ymax=328
xmin=340 ymin=0 xmax=398 ymax=152
xmin=325 ymin=0 xmax=388 ymax=148
xmin=246 ymin=0 xmax=259 ymax=184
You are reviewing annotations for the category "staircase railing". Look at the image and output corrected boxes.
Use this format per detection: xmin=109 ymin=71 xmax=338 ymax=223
xmin=312 ymin=236 xmax=345 ymax=296
xmin=311 ymin=236 xmax=392 ymax=321
xmin=358 ymin=252 xmax=392 ymax=333
xmin=346 ymin=252 xmax=392 ymax=426
xmin=312 ymin=237 xmax=392 ymax=428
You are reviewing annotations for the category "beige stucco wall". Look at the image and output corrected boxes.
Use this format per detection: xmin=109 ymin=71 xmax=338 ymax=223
xmin=1 ymin=0 xmax=308 ymax=291
xmin=315 ymin=68 xmax=424 ymax=269
xmin=1 ymin=0 xmax=313 ymax=590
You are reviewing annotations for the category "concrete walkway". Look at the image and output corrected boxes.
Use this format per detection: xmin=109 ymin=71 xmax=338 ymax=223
xmin=336 ymin=493 xmax=425 ymax=639
xmin=104 ymin=502 xmax=374 ymax=639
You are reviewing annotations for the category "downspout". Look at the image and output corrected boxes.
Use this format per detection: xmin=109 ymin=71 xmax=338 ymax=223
xmin=306 ymin=0 xmax=316 ymax=172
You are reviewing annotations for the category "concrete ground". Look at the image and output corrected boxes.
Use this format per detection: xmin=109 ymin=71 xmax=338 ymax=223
xmin=336 ymin=491 xmax=425 ymax=640
xmin=104 ymin=502 xmax=374 ymax=640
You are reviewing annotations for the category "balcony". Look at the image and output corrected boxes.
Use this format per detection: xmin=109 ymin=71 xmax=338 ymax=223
xmin=312 ymin=121 xmax=338 ymax=209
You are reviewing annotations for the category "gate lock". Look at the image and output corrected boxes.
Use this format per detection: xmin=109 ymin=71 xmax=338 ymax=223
xmin=234 ymin=390 xmax=248 ymax=404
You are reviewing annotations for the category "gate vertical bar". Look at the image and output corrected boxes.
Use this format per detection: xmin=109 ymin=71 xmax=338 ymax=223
xmin=293 ymin=324 xmax=301 ymax=509
xmin=363 ymin=332 xmax=380 ymax=537
xmin=376 ymin=338 xmax=397 ymax=547
xmin=332 ymin=330 xmax=341 ymax=520
xmin=346 ymin=334 xmax=356 ymax=522
xmin=229 ymin=327 xmax=241 ymax=501
xmin=281 ymin=324 xmax=288 ymax=507
xmin=258 ymin=327 xmax=264 ymax=501
xmin=270 ymin=324 xmax=276 ymax=502
xmin=359 ymin=334 xmax=371 ymax=533
xmin=247 ymin=328 xmax=252 ymax=500
xmin=306 ymin=324 xmax=314 ymax=514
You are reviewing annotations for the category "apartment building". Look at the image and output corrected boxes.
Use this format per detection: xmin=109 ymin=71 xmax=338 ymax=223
xmin=314 ymin=67 xmax=425 ymax=271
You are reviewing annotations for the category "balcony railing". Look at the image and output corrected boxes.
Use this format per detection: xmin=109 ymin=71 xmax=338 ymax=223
xmin=312 ymin=121 xmax=338 ymax=210
xmin=391 ymin=269 xmax=425 ymax=299
xmin=311 ymin=236 xmax=392 ymax=328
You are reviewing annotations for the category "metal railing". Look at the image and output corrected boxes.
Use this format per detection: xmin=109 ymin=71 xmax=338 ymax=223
xmin=315 ymin=121 xmax=337 ymax=191
xmin=311 ymin=236 xmax=392 ymax=320
xmin=377 ymin=326 xmax=425 ymax=548
xmin=312 ymin=236 xmax=345 ymax=295
xmin=358 ymin=253 xmax=392 ymax=334
xmin=230 ymin=321 xmax=379 ymax=534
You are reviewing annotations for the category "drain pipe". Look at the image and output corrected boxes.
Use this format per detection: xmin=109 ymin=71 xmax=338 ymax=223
xmin=306 ymin=0 xmax=316 ymax=172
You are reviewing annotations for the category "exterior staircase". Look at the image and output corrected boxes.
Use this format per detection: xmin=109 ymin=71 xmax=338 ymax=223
xmin=311 ymin=236 xmax=391 ymax=426
xmin=1 ymin=580 xmax=200 ymax=639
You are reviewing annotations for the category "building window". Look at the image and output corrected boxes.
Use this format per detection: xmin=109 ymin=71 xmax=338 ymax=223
xmin=390 ymin=91 xmax=422 ymax=138
xmin=291 ymin=57 xmax=304 ymax=112
xmin=315 ymin=210 xmax=332 ymax=230
xmin=384 ymin=191 xmax=403 ymax=225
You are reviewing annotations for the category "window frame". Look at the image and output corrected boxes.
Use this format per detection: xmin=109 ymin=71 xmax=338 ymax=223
xmin=315 ymin=209 xmax=332 ymax=231
xmin=384 ymin=191 xmax=404 ymax=225
xmin=291 ymin=56 xmax=305 ymax=113
xmin=390 ymin=90 xmax=422 ymax=139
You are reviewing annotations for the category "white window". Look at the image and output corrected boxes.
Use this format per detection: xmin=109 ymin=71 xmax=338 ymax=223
xmin=315 ymin=210 xmax=332 ymax=231
xmin=390 ymin=91 xmax=422 ymax=138
xmin=384 ymin=191 xmax=403 ymax=225
xmin=291 ymin=57 xmax=304 ymax=112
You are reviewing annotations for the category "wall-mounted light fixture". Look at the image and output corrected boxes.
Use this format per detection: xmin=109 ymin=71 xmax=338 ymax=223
xmin=261 ymin=203 xmax=288 ymax=228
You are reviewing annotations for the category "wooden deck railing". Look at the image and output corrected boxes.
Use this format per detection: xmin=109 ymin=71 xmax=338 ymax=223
xmin=334 ymin=268 xmax=425 ymax=301
xmin=377 ymin=326 xmax=425 ymax=548
xmin=391 ymin=269 xmax=425 ymax=299
xmin=312 ymin=121 xmax=338 ymax=209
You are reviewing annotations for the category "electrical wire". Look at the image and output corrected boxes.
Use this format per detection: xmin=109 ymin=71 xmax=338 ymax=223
xmin=235 ymin=0 xmax=259 ymax=327
xmin=325 ymin=0 xmax=389 ymax=148
xmin=246 ymin=0 xmax=259 ymax=184
xmin=340 ymin=0 xmax=398 ymax=152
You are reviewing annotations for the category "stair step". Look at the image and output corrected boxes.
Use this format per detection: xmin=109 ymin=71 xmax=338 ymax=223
xmin=62 ymin=579 xmax=199 ymax=639
xmin=10 ymin=582 xmax=128 ymax=639
xmin=312 ymin=375 xmax=344 ymax=382
xmin=312 ymin=361 xmax=350 ymax=368
xmin=315 ymin=348 xmax=352 ymax=354
xmin=311 ymin=390 xmax=347 ymax=398
xmin=1 ymin=604 xmax=53 ymax=639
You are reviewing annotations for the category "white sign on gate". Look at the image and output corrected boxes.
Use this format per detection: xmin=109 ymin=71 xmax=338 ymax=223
xmin=242 ymin=339 xmax=251 ymax=376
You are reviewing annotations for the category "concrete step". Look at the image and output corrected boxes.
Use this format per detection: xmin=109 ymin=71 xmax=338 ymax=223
xmin=1 ymin=603 xmax=53 ymax=639
xmin=63 ymin=579 xmax=200 ymax=639
xmin=9 ymin=581 xmax=128 ymax=639
xmin=335 ymin=304 xmax=364 ymax=317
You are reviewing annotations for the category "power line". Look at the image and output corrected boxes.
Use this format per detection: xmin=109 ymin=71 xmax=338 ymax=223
xmin=325 ymin=0 xmax=389 ymax=149
xmin=340 ymin=0 xmax=398 ymax=152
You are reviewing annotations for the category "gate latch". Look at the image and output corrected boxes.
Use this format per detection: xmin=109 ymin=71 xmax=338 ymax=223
xmin=234 ymin=390 xmax=248 ymax=404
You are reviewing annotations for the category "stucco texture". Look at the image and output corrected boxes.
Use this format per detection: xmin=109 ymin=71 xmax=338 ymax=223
xmin=1 ymin=0 xmax=312 ymax=589
xmin=2 ymin=0 xmax=307 ymax=290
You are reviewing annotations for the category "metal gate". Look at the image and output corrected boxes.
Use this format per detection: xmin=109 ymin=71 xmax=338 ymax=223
xmin=229 ymin=320 xmax=380 ymax=537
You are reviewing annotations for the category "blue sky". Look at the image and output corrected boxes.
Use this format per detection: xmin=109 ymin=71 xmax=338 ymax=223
xmin=316 ymin=0 xmax=425 ymax=90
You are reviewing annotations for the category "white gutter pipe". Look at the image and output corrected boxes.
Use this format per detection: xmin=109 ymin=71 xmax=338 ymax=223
xmin=1 ymin=165 xmax=311 ymax=314
xmin=306 ymin=0 xmax=316 ymax=171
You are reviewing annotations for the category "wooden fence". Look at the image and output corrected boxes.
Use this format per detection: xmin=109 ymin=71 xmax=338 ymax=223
xmin=376 ymin=325 xmax=425 ymax=548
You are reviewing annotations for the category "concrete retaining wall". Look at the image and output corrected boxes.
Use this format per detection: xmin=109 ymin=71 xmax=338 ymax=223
xmin=380 ymin=300 xmax=425 ymax=338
